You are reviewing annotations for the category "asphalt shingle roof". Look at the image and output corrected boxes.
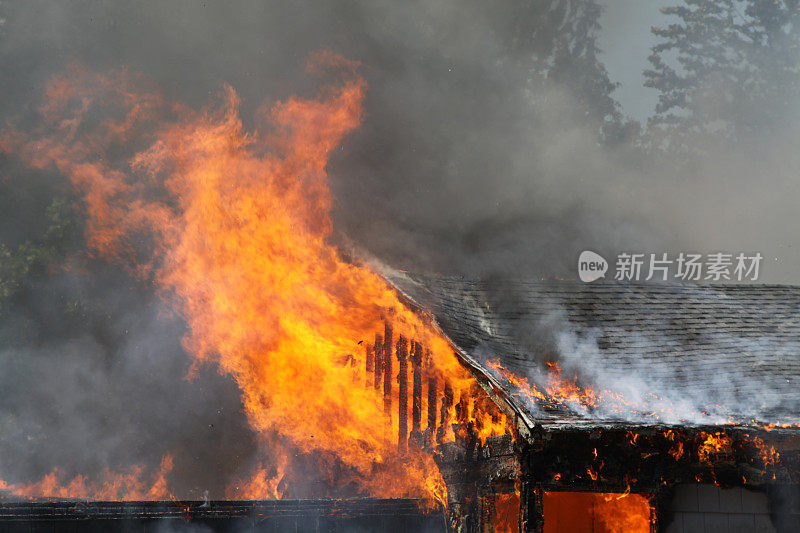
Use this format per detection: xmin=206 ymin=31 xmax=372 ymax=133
xmin=386 ymin=273 xmax=800 ymax=431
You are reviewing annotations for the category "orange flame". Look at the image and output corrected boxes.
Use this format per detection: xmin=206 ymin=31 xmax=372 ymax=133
xmin=486 ymin=359 xmax=606 ymax=413
xmin=491 ymin=491 xmax=521 ymax=533
xmin=592 ymin=492 xmax=651 ymax=533
xmin=748 ymin=434 xmax=780 ymax=478
xmin=660 ymin=429 xmax=685 ymax=460
xmin=544 ymin=492 xmax=651 ymax=533
xmin=698 ymin=432 xmax=733 ymax=463
xmin=0 ymin=456 xmax=173 ymax=501
xmin=0 ymin=55 xmax=507 ymax=502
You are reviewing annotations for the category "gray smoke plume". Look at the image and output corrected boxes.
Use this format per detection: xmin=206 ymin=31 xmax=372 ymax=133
xmin=0 ymin=263 xmax=258 ymax=498
xmin=549 ymin=317 xmax=800 ymax=425
xmin=468 ymin=304 xmax=800 ymax=426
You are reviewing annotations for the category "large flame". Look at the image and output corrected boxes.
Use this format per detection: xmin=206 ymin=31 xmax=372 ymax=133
xmin=0 ymin=55 xmax=505 ymax=502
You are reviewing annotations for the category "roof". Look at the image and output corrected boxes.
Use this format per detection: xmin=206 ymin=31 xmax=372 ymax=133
xmin=386 ymin=273 xmax=800 ymax=432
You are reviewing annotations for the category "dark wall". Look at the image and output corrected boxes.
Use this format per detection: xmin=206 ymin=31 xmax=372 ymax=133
xmin=0 ymin=499 xmax=446 ymax=533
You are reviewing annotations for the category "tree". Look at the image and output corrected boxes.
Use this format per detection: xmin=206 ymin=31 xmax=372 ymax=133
xmin=505 ymin=0 xmax=636 ymax=141
xmin=644 ymin=0 xmax=800 ymax=153
xmin=0 ymin=198 xmax=78 ymax=309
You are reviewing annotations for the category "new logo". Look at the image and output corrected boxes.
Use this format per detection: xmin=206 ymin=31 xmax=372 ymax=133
xmin=578 ymin=251 xmax=607 ymax=282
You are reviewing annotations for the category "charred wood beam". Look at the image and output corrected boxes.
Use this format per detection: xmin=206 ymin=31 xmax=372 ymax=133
xmin=427 ymin=349 xmax=437 ymax=446
xmin=455 ymin=395 xmax=468 ymax=425
xmin=438 ymin=382 xmax=454 ymax=444
xmin=397 ymin=336 xmax=409 ymax=453
xmin=433 ymin=434 xmax=521 ymax=533
xmin=527 ymin=485 xmax=544 ymax=533
xmin=383 ymin=323 xmax=393 ymax=419
xmin=373 ymin=333 xmax=383 ymax=394
xmin=365 ymin=343 xmax=374 ymax=389
xmin=411 ymin=341 xmax=423 ymax=434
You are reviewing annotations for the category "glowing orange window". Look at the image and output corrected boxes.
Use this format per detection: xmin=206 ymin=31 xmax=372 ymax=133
xmin=543 ymin=491 xmax=651 ymax=533
xmin=489 ymin=492 xmax=521 ymax=532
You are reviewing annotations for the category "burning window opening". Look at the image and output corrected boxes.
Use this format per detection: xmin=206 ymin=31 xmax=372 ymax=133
xmin=543 ymin=492 xmax=652 ymax=533
xmin=487 ymin=491 xmax=522 ymax=533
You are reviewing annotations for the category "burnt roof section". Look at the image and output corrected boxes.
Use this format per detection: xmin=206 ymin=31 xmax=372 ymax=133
xmin=385 ymin=273 xmax=800 ymax=432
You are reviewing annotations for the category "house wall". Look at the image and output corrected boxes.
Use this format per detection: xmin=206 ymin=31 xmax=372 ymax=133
xmin=663 ymin=484 xmax=774 ymax=533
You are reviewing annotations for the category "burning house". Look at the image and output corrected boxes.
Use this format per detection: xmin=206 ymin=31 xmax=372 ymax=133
xmin=0 ymin=26 xmax=798 ymax=531
xmin=381 ymin=273 xmax=800 ymax=532
xmin=3 ymin=273 xmax=798 ymax=532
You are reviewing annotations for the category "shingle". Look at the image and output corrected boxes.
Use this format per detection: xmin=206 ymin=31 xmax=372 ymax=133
xmin=387 ymin=273 xmax=800 ymax=429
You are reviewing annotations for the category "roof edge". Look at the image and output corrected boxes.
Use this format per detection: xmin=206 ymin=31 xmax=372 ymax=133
xmin=381 ymin=270 xmax=536 ymax=441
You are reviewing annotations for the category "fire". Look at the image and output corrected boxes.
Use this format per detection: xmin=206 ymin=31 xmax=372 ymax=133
xmin=0 ymin=55 xmax=506 ymax=502
xmin=660 ymin=429 xmax=685 ymax=460
xmin=487 ymin=359 xmax=800 ymax=430
xmin=544 ymin=492 xmax=651 ymax=533
xmin=698 ymin=432 xmax=733 ymax=463
xmin=486 ymin=359 xmax=608 ymax=414
xmin=0 ymin=456 xmax=173 ymax=501
xmin=230 ymin=455 xmax=290 ymax=500
xmin=747 ymin=434 xmax=781 ymax=478
xmin=592 ymin=492 xmax=651 ymax=533
xmin=491 ymin=491 xmax=521 ymax=533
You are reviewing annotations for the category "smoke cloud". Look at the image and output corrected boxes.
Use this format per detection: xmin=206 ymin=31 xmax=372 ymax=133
xmin=1 ymin=1 xmax=798 ymax=281
xmin=0 ymin=0 xmax=798 ymax=498
xmin=0 ymin=263 xmax=257 ymax=498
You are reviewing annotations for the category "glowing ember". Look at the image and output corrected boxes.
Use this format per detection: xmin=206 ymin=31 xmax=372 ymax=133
xmin=661 ymin=430 xmax=685 ymax=460
xmin=698 ymin=432 xmax=733 ymax=463
xmin=0 ymin=54 xmax=507 ymax=502
xmin=749 ymin=435 xmax=780 ymax=474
